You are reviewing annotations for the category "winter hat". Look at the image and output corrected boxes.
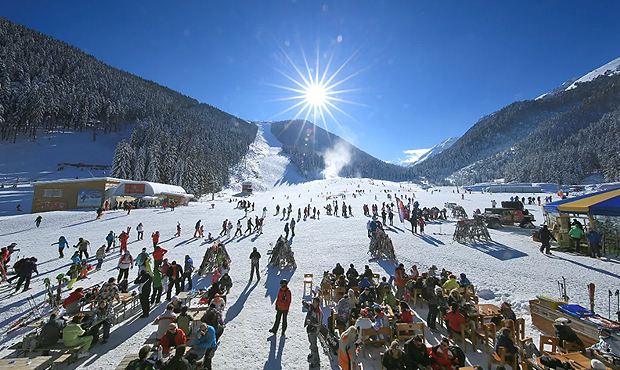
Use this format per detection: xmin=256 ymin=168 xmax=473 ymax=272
xmin=591 ymin=359 xmax=606 ymax=370
xmin=360 ymin=308 xmax=369 ymax=317
xmin=554 ymin=317 xmax=571 ymax=325
xmin=434 ymin=286 xmax=443 ymax=295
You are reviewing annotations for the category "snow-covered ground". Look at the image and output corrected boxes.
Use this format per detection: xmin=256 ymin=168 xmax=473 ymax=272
xmin=0 ymin=178 xmax=618 ymax=369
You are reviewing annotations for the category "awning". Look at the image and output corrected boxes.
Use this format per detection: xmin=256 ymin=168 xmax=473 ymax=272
xmin=543 ymin=188 xmax=620 ymax=216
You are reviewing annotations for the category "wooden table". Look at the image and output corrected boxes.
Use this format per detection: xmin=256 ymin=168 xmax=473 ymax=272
xmin=475 ymin=303 xmax=501 ymax=318
xmin=0 ymin=356 xmax=54 ymax=369
xmin=533 ymin=351 xmax=612 ymax=370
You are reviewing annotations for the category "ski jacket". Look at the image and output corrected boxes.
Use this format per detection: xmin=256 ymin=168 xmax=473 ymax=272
xmin=442 ymin=278 xmax=459 ymax=293
xmin=106 ymin=232 xmax=115 ymax=243
xmin=16 ymin=258 xmax=37 ymax=277
xmin=119 ymin=233 xmax=129 ymax=245
xmin=96 ymin=247 xmax=105 ymax=259
xmin=153 ymin=247 xmax=167 ymax=261
xmin=569 ymin=227 xmax=585 ymax=239
xmin=394 ymin=267 xmax=407 ymax=287
xmin=249 ymin=250 xmax=261 ymax=265
xmin=62 ymin=323 xmax=86 ymax=346
xmin=275 ymin=287 xmax=292 ymax=311
xmin=156 ymin=310 xmax=177 ymax=339
xmin=99 ymin=282 xmax=120 ymax=302
xmin=445 ymin=310 xmax=467 ymax=333
xmin=167 ymin=264 xmax=183 ymax=280
xmin=304 ymin=304 xmax=322 ymax=334
xmin=184 ymin=258 xmax=194 ymax=274
xmin=134 ymin=273 xmax=152 ymax=295
xmin=118 ymin=254 xmax=134 ymax=269
xmin=63 ymin=290 xmax=85 ymax=309
xmin=152 ymin=269 xmax=163 ymax=288
xmin=176 ymin=313 xmax=194 ymax=336
xmin=152 ymin=233 xmax=160 ymax=244
xmin=159 ymin=328 xmax=187 ymax=355
xmin=191 ymin=325 xmax=216 ymax=350
xmin=76 ymin=239 xmax=90 ymax=251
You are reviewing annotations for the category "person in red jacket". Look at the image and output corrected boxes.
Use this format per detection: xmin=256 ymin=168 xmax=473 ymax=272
xmin=63 ymin=288 xmax=85 ymax=315
xmin=153 ymin=245 xmax=167 ymax=269
xmin=269 ymin=279 xmax=291 ymax=335
xmin=118 ymin=231 xmax=129 ymax=255
xmin=394 ymin=263 xmax=408 ymax=299
xmin=159 ymin=322 xmax=187 ymax=355
xmin=444 ymin=304 xmax=467 ymax=336
xmin=431 ymin=338 xmax=456 ymax=370
xmin=151 ymin=231 xmax=160 ymax=248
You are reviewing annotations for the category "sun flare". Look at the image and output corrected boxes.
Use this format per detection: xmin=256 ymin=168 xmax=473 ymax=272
xmin=270 ymin=47 xmax=362 ymax=133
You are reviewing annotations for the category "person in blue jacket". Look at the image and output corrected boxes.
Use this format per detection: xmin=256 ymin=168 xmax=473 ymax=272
xmin=186 ymin=322 xmax=217 ymax=369
xmin=52 ymin=236 xmax=69 ymax=258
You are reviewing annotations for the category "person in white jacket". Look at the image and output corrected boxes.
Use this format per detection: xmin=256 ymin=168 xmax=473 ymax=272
xmin=117 ymin=251 xmax=133 ymax=282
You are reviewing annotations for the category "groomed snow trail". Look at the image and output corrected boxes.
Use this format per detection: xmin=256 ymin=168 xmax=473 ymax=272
xmin=0 ymin=179 xmax=617 ymax=369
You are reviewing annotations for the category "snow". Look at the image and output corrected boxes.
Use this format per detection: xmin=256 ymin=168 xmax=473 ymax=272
xmin=565 ymin=56 xmax=620 ymax=91
xmin=400 ymin=137 xmax=458 ymax=166
xmin=1 ymin=178 xmax=618 ymax=369
xmin=228 ymin=122 xmax=306 ymax=192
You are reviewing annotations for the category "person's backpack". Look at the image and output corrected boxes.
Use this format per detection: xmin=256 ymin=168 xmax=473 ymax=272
xmin=13 ymin=258 xmax=26 ymax=272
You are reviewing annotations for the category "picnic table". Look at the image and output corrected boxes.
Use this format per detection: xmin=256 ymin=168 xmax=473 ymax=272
xmin=532 ymin=351 xmax=612 ymax=370
xmin=0 ymin=356 xmax=54 ymax=369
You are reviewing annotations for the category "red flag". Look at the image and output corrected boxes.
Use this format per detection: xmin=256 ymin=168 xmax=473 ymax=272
xmin=395 ymin=197 xmax=409 ymax=222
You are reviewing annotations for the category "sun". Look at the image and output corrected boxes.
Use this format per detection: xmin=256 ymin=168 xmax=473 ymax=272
xmin=304 ymin=83 xmax=327 ymax=107
xmin=269 ymin=46 xmax=362 ymax=133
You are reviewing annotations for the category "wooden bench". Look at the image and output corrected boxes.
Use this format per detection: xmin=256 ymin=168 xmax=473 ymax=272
xmin=116 ymin=353 xmax=138 ymax=369
xmin=395 ymin=322 xmax=425 ymax=342
xmin=360 ymin=326 xmax=392 ymax=347
xmin=488 ymin=346 xmax=518 ymax=370
xmin=475 ymin=322 xmax=495 ymax=351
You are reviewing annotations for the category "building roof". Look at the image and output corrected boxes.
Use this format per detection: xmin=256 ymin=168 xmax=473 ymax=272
xmin=33 ymin=177 xmax=123 ymax=185
xmin=543 ymin=188 xmax=620 ymax=216
xmin=114 ymin=180 xmax=188 ymax=197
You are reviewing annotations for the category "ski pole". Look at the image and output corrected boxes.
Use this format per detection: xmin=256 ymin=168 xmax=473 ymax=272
xmin=609 ymin=290 xmax=613 ymax=319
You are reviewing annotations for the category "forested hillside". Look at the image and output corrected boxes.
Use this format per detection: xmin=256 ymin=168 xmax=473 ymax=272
xmin=414 ymin=64 xmax=620 ymax=185
xmin=271 ymin=120 xmax=413 ymax=181
xmin=0 ymin=18 xmax=257 ymax=195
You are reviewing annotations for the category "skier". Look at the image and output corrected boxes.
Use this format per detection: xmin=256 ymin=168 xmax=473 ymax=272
xmin=135 ymin=248 xmax=150 ymax=274
xmin=586 ymin=228 xmax=602 ymax=258
xmin=219 ymin=220 xmax=228 ymax=236
xmin=35 ymin=215 xmax=42 ymax=228
xmin=183 ymin=255 xmax=194 ymax=291
xmin=262 ymin=207 xmax=267 ymax=218
xmin=175 ymin=222 xmax=182 ymax=237
xmin=117 ymin=251 xmax=133 ymax=282
xmin=290 ymin=218 xmax=296 ymax=237
xmin=52 ymin=236 xmax=69 ymax=258
xmin=194 ymin=220 xmax=201 ymax=238
xmin=153 ymin=245 xmax=167 ymax=269
xmin=166 ymin=261 xmax=183 ymax=300
xmin=284 ymin=222 xmax=290 ymax=239
xmin=95 ymin=244 xmax=106 ymax=270
xmin=96 ymin=207 xmax=103 ymax=220
xmin=134 ymin=270 xmax=152 ymax=318
xmin=151 ymin=268 xmax=164 ymax=305
xmin=538 ymin=225 xmax=556 ymax=255
xmin=275 ymin=204 xmax=280 ymax=215
xmin=118 ymin=230 xmax=129 ymax=254
xmin=137 ymin=222 xmax=144 ymax=240
xmin=151 ymin=231 xmax=160 ymax=247
xmin=304 ymin=296 xmax=322 ymax=367
xmin=234 ymin=220 xmax=243 ymax=237
xmin=249 ymin=247 xmax=261 ymax=282
xmin=226 ymin=221 xmax=233 ymax=238
xmin=75 ymin=237 xmax=90 ymax=260
xmin=13 ymin=257 xmax=38 ymax=293
xmin=245 ymin=218 xmax=254 ymax=235
xmin=105 ymin=231 xmax=115 ymax=252
xmin=269 ymin=279 xmax=291 ymax=336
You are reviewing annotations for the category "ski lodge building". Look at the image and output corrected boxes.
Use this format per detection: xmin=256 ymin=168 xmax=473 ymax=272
xmin=31 ymin=177 xmax=192 ymax=213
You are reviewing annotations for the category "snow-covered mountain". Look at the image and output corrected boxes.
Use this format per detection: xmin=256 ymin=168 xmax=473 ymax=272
xmin=565 ymin=56 xmax=620 ymax=90
xmin=400 ymin=137 xmax=458 ymax=166
xmin=536 ymin=56 xmax=620 ymax=99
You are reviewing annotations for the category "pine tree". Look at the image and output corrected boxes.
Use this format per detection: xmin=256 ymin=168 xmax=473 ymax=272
xmin=112 ymin=141 xmax=136 ymax=180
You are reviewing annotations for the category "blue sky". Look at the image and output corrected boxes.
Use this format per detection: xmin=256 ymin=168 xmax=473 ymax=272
xmin=2 ymin=1 xmax=620 ymax=162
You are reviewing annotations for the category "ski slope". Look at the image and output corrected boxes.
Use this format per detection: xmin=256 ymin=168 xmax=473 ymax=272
xmin=0 ymin=179 xmax=618 ymax=369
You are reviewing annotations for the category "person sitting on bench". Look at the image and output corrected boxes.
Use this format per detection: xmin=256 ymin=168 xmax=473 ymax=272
xmin=62 ymin=314 xmax=93 ymax=358
xmin=38 ymin=313 xmax=66 ymax=348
